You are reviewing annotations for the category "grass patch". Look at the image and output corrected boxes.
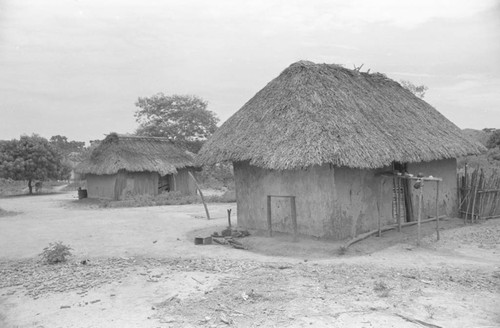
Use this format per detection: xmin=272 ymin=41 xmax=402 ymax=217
xmin=1 ymin=191 xmax=62 ymax=199
xmin=0 ymin=178 xmax=70 ymax=197
xmin=0 ymin=179 xmax=27 ymax=196
xmin=101 ymin=192 xmax=200 ymax=208
xmin=97 ymin=190 xmax=236 ymax=208
xmin=373 ymin=280 xmax=391 ymax=297
xmin=0 ymin=207 xmax=19 ymax=217
xmin=204 ymin=190 xmax=236 ymax=203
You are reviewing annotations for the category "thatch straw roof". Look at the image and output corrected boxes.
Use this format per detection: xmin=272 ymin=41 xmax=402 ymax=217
xmin=76 ymin=133 xmax=196 ymax=175
xmin=198 ymin=61 xmax=485 ymax=170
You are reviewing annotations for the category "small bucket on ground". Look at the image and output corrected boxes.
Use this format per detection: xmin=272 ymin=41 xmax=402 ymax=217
xmin=78 ymin=188 xmax=88 ymax=199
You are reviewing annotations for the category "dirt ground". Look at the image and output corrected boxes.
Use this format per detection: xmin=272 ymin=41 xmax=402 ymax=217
xmin=0 ymin=192 xmax=499 ymax=328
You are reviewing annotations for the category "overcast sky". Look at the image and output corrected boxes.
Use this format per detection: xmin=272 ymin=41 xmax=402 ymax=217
xmin=1 ymin=0 xmax=499 ymax=143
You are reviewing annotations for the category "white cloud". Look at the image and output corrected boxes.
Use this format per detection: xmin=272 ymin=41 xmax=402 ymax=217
xmin=328 ymin=0 xmax=497 ymax=28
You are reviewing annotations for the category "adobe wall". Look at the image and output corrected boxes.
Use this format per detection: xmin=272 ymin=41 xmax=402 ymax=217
xmin=408 ymin=158 xmax=457 ymax=218
xmin=117 ymin=171 xmax=159 ymax=199
xmin=333 ymin=166 xmax=394 ymax=239
xmin=86 ymin=174 xmax=117 ymax=200
xmin=174 ymin=169 xmax=197 ymax=195
xmin=233 ymin=161 xmax=393 ymax=240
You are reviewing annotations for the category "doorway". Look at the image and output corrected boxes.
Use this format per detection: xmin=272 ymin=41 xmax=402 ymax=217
xmin=392 ymin=162 xmax=413 ymax=222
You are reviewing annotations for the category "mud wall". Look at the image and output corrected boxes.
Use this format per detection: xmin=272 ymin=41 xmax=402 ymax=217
xmin=117 ymin=171 xmax=159 ymax=200
xmin=333 ymin=166 xmax=394 ymax=239
xmin=173 ymin=169 xmax=197 ymax=195
xmin=233 ymin=161 xmax=394 ymax=240
xmin=86 ymin=174 xmax=117 ymax=200
xmin=408 ymin=158 xmax=457 ymax=218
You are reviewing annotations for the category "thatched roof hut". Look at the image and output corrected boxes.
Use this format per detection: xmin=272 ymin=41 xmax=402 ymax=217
xmin=76 ymin=133 xmax=198 ymax=200
xmin=77 ymin=133 xmax=195 ymax=176
xmin=198 ymin=61 xmax=483 ymax=169
xmin=197 ymin=61 xmax=485 ymax=240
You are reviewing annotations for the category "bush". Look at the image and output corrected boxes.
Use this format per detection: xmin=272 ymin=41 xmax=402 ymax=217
xmin=101 ymin=191 xmax=201 ymax=208
xmin=197 ymin=163 xmax=235 ymax=190
xmin=0 ymin=178 xmax=27 ymax=196
xmin=99 ymin=189 xmax=237 ymax=209
xmin=204 ymin=190 xmax=236 ymax=203
xmin=39 ymin=241 xmax=73 ymax=264
xmin=373 ymin=281 xmax=391 ymax=297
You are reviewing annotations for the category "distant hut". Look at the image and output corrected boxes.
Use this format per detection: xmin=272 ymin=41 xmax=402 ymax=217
xmin=76 ymin=133 xmax=198 ymax=200
xmin=197 ymin=61 xmax=485 ymax=240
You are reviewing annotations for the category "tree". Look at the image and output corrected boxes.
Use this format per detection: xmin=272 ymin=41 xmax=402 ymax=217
xmin=134 ymin=94 xmax=219 ymax=153
xmin=400 ymin=80 xmax=428 ymax=99
xmin=0 ymin=135 xmax=68 ymax=194
xmin=49 ymin=135 xmax=85 ymax=157
xmin=49 ymin=135 xmax=86 ymax=180
xmin=486 ymin=129 xmax=500 ymax=149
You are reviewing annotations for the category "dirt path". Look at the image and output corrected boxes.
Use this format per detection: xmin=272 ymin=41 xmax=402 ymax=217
xmin=0 ymin=193 xmax=499 ymax=327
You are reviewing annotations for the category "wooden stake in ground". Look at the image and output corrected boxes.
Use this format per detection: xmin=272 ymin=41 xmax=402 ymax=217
xmin=396 ymin=176 xmax=402 ymax=232
xmin=417 ymin=179 xmax=424 ymax=247
xmin=188 ymin=171 xmax=210 ymax=220
xmin=267 ymin=195 xmax=272 ymax=237
xmin=227 ymin=209 xmax=232 ymax=227
xmin=377 ymin=178 xmax=384 ymax=237
xmin=290 ymin=196 xmax=298 ymax=242
xmin=435 ymin=181 xmax=440 ymax=241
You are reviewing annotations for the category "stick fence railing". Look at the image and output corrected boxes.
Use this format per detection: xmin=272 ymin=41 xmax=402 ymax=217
xmin=458 ymin=166 xmax=500 ymax=223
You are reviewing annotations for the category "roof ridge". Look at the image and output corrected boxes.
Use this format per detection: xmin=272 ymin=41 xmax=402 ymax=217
xmin=111 ymin=133 xmax=174 ymax=142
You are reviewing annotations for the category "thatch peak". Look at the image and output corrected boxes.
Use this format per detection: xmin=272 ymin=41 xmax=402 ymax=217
xmin=76 ymin=133 xmax=196 ymax=176
xmin=197 ymin=61 xmax=485 ymax=170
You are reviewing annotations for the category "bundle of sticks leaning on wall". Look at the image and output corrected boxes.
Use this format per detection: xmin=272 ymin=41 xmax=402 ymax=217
xmin=458 ymin=166 xmax=500 ymax=223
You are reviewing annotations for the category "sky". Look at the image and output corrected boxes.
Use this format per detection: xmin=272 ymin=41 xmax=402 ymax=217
xmin=0 ymin=0 xmax=499 ymax=143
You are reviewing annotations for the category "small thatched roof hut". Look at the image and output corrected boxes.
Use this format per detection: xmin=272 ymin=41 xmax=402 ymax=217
xmin=198 ymin=61 xmax=484 ymax=240
xmin=77 ymin=133 xmax=198 ymax=200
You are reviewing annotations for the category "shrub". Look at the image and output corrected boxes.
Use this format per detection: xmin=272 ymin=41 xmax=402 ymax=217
xmin=197 ymin=163 xmax=235 ymax=190
xmin=204 ymin=190 xmax=236 ymax=203
xmin=373 ymin=280 xmax=390 ymax=297
xmin=155 ymin=191 xmax=199 ymax=205
xmin=101 ymin=191 xmax=201 ymax=208
xmin=39 ymin=241 xmax=73 ymax=264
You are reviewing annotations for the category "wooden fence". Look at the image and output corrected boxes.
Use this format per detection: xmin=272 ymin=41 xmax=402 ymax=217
xmin=458 ymin=167 xmax=500 ymax=223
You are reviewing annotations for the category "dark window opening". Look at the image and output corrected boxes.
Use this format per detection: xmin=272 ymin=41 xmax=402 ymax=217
xmin=392 ymin=162 xmax=413 ymax=222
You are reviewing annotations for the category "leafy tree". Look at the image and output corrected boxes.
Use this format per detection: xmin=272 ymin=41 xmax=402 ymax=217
xmin=49 ymin=135 xmax=85 ymax=157
xmin=400 ymin=80 xmax=428 ymax=99
xmin=49 ymin=135 xmax=86 ymax=180
xmin=134 ymin=94 xmax=219 ymax=153
xmin=486 ymin=129 xmax=500 ymax=149
xmin=0 ymin=135 xmax=69 ymax=194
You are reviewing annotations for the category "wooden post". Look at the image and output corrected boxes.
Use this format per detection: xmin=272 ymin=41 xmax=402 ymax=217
xmin=465 ymin=170 xmax=474 ymax=224
xmin=290 ymin=196 xmax=298 ymax=242
xmin=227 ymin=209 xmax=232 ymax=227
xmin=417 ymin=181 xmax=423 ymax=246
xmin=477 ymin=170 xmax=485 ymax=222
xmin=188 ymin=171 xmax=210 ymax=220
xmin=377 ymin=179 xmax=383 ymax=237
xmin=397 ymin=177 xmax=402 ymax=232
xmin=464 ymin=164 xmax=468 ymax=219
xmin=267 ymin=195 xmax=272 ymax=237
xmin=464 ymin=165 xmax=468 ymax=223
xmin=457 ymin=173 xmax=461 ymax=219
xmin=435 ymin=181 xmax=440 ymax=241
xmin=471 ymin=170 xmax=479 ymax=224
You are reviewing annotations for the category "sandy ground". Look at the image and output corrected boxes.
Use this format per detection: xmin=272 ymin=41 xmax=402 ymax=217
xmin=0 ymin=192 xmax=499 ymax=328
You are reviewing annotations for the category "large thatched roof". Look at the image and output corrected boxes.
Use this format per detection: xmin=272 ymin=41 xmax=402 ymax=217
xmin=76 ymin=133 xmax=196 ymax=175
xmin=198 ymin=61 xmax=485 ymax=170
